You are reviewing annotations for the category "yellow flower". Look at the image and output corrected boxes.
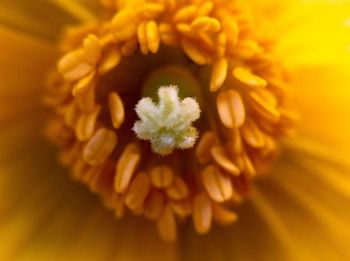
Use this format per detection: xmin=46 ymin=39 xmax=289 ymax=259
xmin=0 ymin=0 xmax=350 ymax=260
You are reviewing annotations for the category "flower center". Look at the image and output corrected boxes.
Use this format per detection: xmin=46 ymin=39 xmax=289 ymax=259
xmin=44 ymin=0 xmax=297 ymax=242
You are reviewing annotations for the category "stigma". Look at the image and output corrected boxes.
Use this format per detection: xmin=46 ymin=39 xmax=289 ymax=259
xmin=133 ymin=86 xmax=200 ymax=155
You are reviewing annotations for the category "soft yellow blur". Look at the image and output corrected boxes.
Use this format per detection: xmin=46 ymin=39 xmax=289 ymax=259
xmin=0 ymin=0 xmax=349 ymax=260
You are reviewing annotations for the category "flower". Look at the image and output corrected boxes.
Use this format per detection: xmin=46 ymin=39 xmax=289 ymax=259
xmin=0 ymin=0 xmax=350 ymax=260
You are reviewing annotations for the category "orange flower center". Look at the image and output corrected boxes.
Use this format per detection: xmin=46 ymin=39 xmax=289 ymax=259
xmin=44 ymin=0 xmax=297 ymax=241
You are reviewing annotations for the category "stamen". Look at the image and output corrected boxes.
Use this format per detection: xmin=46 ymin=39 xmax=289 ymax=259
xmin=191 ymin=16 xmax=221 ymax=33
xmin=170 ymin=200 xmax=191 ymax=218
xmin=144 ymin=191 xmax=165 ymax=220
xmin=201 ymin=165 xmax=233 ymax=203
xmin=63 ymin=102 xmax=79 ymax=128
xmin=58 ymin=50 xmax=94 ymax=81
xmin=193 ymin=193 xmax=212 ymax=234
xmin=210 ymin=146 xmax=240 ymax=176
xmin=150 ymin=165 xmax=174 ymax=188
xmin=212 ymin=203 xmax=238 ymax=225
xmin=140 ymin=3 xmax=165 ymax=19
xmin=73 ymin=71 xmax=95 ymax=97
xmin=210 ymin=58 xmax=228 ymax=92
xmin=76 ymin=82 xmax=95 ymax=112
xmin=108 ymin=92 xmax=125 ymax=129
xmin=146 ymin=20 xmax=160 ymax=53
xmin=115 ymin=153 xmax=141 ymax=193
xmin=165 ymin=176 xmax=189 ymax=200
xmin=138 ymin=22 xmax=149 ymax=54
xmin=110 ymin=9 xmax=139 ymax=41
xmin=174 ymin=5 xmax=197 ymax=23
xmin=157 ymin=205 xmax=177 ymax=242
xmin=217 ymin=89 xmax=245 ymax=128
xmin=249 ymin=89 xmax=280 ymax=122
xmin=195 ymin=131 xmax=218 ymax=165
xmin=114 ymin=143 xmax=140 ymax=193
xmin=133 ymin=86 xmax=201 ymax=156
xmin=83 ymin=34 xmax=102 ymax=65
xmin=121 ymin=38 xmax=138 ymax=57
xmin=216 ymin=32 xmax=227 ymax=57
xmin=176 ymin=23 xmax=192 ymax=36
xmin=125 ymin=172 xmax=151 ymax=210
xmin=181 ymin=38 xmax=209 ymax=65
xmin=196 ymin=1 xmax=214 ymax=17
xmin=75 ymin=106 xmax=100 ymax=141
xmin=233 ymin=67 xmax=267 ymax=89
xmin=159 ymin=23 xmax=179 ymax=46
xmin=83 ymin=128 xmax=117 ymax=166
xmin=241 ymin=119 xmax=266 ymax=148
xmin=98 ymin=48 xmax=121 ymax=75
xmin=240 ymin=153 xmax=257 ymax=177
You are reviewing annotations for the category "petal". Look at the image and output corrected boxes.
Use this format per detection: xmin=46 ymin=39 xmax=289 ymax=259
xmin=294 ymin=65 xmax=350 ymax=153
xmin=278 ymin=5 xmax=350 ymax=67
xmin=248 ymin=0 xmax=350 ymax=67
xmin=0 ymin=26 xmax=56 ymax=126
xmin=255 ymin=141 xmax=350 ymax=259
xmin=0 ymin=0 xmax=98 ymax=41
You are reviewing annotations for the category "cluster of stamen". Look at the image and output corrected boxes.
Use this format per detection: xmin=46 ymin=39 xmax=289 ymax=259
xmin=44 ymin=0 xmax=297 ymax=241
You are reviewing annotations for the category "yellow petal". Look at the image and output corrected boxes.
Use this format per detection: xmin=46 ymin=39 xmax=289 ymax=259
xmin=254 ymin=140 xmax=350 ymax=259
xmin=294 ymin=65 xmax=350 ymax=153
xmin=51 ymin=0 xmax=97 ymax=23
xmin=0 ymin=26 xmax=56 ymax=125
xmin=0 ymin=0 xmax=97 ymax=40
xmin=251 ymin=0 xmax=350 ymax=66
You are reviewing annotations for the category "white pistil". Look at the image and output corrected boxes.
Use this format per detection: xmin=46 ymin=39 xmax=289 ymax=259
xmin=133 ymin=85 xmax=201 ymax=156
